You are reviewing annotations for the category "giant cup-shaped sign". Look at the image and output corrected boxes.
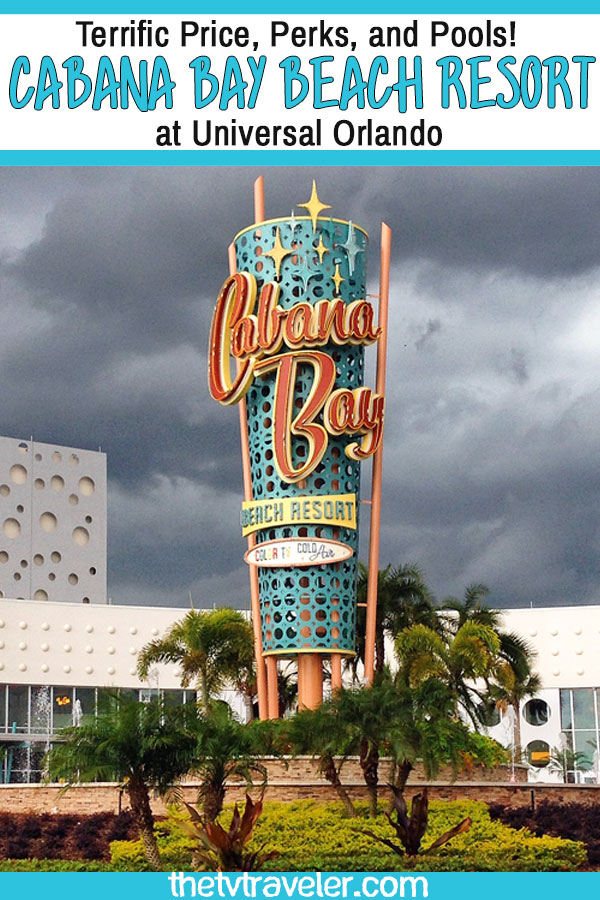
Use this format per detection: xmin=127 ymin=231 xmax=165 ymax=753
xmin=209 ymin=188 xmax=384 ymax=659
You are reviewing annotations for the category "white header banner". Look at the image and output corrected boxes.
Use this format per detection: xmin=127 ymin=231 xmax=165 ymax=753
xmin=0 ymin=14 xmax=598 ymax=151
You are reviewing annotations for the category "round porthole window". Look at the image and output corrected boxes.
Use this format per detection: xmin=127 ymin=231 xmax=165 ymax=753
xmin=527 ymin=740 xmax=550 ymax=767
xmin=524 ymin=698 xmax=549 ymax=726
xmin=476 ymin=701 xmax=501 ymax=727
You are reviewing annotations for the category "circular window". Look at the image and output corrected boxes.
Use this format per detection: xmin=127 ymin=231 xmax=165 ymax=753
xmin=524 ymin=698 xmax=549 ymax=727
xmin=477 ymin=701 xmax=501 ymax=727
xmin=527 ymin=739 xmax=550 ymax=768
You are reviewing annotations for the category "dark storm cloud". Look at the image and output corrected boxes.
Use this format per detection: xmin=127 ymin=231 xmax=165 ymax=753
xmin=1 ymin=166 xmax=599 ymax=608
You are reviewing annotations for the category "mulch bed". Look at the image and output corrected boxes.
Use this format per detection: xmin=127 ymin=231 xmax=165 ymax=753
xmin=0 ymin=811 xmax=138 ymax=860
xmin=489 ymin=800 xmax=600 ymax=864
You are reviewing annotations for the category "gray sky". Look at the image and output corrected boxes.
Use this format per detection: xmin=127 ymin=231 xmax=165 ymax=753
xmin=1 ymin=166 xmax=599 ymax=610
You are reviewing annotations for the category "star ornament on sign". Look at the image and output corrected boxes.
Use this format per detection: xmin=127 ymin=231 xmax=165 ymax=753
xmin=332 ymin=263 xmax=345 ymax=296
xmin=340 ymin=221 xmax=363 ymax=276
xmin=314 ymin=234 xmax=328 ymax=264
xmin=264 ymin=227 xmax=293 ymax=280
xmin=298 ymin=180 xmax=332 ymax=232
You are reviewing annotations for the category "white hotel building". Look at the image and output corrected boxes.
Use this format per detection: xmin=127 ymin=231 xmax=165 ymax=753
xmin=0 ymin=435 xmax=598 ymax=784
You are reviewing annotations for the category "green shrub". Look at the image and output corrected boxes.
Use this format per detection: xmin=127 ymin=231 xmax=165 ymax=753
xmin=0 ymin=860 xmax=117 ymax=872
xmin=111 ymin=816 xmax=196 ymax=872
xmin=249 ymin=800 xmax=585 ymax=872
xmin=109 ymin=799 xmax=586 ymax=872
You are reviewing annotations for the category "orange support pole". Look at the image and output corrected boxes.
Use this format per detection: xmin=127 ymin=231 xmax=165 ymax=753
xmin=331 ymin=653 xmax=342 ymax=693
xmin=228 ymin=241 xmax=268 ymax=720
xmin=254 ymin=176 xmax=265 ymax=224
xmin=298 ymin=655 xmax=323 ymax=710
xmin=364 ymin=223 xmax=391 ymax=684
xmin=253 ymin=177 xmax=279 ymax=719
xmin=266 ymin=656 xmax=279 ymax=718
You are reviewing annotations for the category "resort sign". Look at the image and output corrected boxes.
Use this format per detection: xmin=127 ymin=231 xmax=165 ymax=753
xmin=208 ymin=178 xmax=390 ymax=716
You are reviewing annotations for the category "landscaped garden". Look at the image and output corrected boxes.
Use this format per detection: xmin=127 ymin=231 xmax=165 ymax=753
xmin=0 ymin=800 xmax=588 ymax=872
xmin=0 ymin=582 xmax=597 ymax=872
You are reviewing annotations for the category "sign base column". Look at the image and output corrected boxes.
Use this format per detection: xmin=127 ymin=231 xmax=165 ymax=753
xmin=298 ymin=654 xmax=323 ymax=710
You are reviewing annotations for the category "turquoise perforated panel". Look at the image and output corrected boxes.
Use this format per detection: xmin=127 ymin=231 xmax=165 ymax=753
xmin=235 ymin=215 xmax=368 ymax=657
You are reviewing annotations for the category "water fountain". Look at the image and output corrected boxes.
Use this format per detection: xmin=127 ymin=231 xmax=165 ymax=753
xmin=72 ymin=698 xmax=82 ymax=727
xmin=30 ymin=686 xmax=52 ymax=783
xmin=31 ymin=686 xmax=52 ymax=745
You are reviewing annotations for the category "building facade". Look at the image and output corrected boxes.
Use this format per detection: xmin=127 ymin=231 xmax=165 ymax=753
xmin=0 ymin=435 xmax=598 ymax=785
xmin=0 ymin=594 xmax=599 ymax=784
xmin=481 ymin=606 xmax=600 ymax=783
xmin=0 ymin=597 xmax=243 ymax=783
xmin=0 ymin=436 xmax=106 ymax=605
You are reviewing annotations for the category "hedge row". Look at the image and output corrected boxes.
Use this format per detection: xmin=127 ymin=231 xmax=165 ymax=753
xmin=109 ymin=799 xmax=586 ymax=872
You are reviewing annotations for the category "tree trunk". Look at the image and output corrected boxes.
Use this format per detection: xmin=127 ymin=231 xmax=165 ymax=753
xmin=128 ymin=777 xmax=161 ymax=871
xmin=512 ymin=701 xmax=522 ymax=758
xmin=322 ymin=754 xmax=356 ymax=818
xmin=202 ymin=781 xmax=226 ymax=823
xmin=243 ymin=691 xmax=254 ymax=723
xmin=359 ymin=739 xmax=379 ymax=817
xmin=375 ymin=626 xmax=386 ymax=673
xmin=395 ymin=759 xmax=413 ymax=792
xmin=388 ymin=759 xmax=413 ymax=812
xmin=200 ymin=671 xmax=210 ymax=713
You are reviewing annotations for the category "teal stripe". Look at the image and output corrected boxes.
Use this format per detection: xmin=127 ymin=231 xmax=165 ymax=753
xmin=4 ymin=4 xmax=600 ymax=12
xmin=1 ymin=150 xmax=598 ymax=166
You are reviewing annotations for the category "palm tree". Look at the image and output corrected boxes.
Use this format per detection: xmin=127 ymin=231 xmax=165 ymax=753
xmin=191 ymin=703 xmax=270 ymax=822
xmin=283 ymin=700 xmax=357 ymax=818
xmin=46 ymin=696 xmax=197 ymax=870
xmin=395 ymin=620 xmax=505 ymax=727
xmin=390 ymin=640 xmax=510 ymax=795
xmin=355 ymin=563 xmax=437 ymax=674
xmin=332 ymin=676 xmax=408 ymax=816
xmin=441 ymin=584 xmax=540 ymax=749
xmin=548 ymin=745 xmax=593 ymax=782
xmin=286 ymin=671 xmax=498 ymax=818
xmin=137 ymin=608 xmax=255 ymax=712
xmin=277 ymin=662 xmax=298 ymax=717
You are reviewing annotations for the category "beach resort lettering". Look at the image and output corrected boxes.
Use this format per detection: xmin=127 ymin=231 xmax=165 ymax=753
xmin=241 ymin=494 xmax=356 ymax=537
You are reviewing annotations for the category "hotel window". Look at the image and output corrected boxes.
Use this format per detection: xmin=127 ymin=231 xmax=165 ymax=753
xmin=140 ymin=689 xmax=159 ymax=703
xmin=96 ymin=688 xmax=116 ymax=715
xmin=476 ymin=700 xmax=501 ymax=727
xmin=163 ymin=690 xmax=185 ymax=707
xmin=74 ymin=687 xmax=96 ymax=725
xmin=527 ymin=739 xmax=550 ymax=767
xmin=7 ymin=685 xmax=29 ymax=733
xmin=559 ymin=688 xmax=599 ymax=777
xmin=573 ymin=689 xmax=595 ymax=730
xmin=52 ymin=686 xmax=74 ymax=731
xmin=523 ymin=698 xmax=549 ymax=726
